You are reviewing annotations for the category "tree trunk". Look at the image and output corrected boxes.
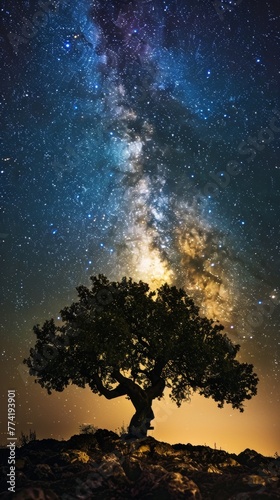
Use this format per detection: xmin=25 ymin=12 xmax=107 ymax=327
xmin=110 ymin=368 xmax=166 ymax=439
xmin=128 ymin=400 xmax=154 ymax=438
xmin=127 ymin=378 xmax=165 ymax=438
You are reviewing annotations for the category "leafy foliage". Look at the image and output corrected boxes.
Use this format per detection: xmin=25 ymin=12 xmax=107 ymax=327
xmin=79 ymin=424 xmax=98 ymax=435
xmin=19 ymin=429 xmax=37 ymax=447
xmin=24 ymin=274 xmax=258 ymax=416
xmin=115 ymin=423 xmax=129 ymax=437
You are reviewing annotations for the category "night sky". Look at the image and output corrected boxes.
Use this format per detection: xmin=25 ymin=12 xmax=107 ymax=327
xmin=1 ymin=0 xmax=280 ymax=456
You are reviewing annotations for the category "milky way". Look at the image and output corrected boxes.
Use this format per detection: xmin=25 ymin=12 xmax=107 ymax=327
xmin=1 ymin=0 xmax=280 ymax=452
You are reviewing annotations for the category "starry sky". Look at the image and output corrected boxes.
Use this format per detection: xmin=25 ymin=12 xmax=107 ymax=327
xmin=1 ymin=0 xmax=280 ymax=456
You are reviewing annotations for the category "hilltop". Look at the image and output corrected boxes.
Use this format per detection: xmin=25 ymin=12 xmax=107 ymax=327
xmin=0 ymin=430 xmax=280 ymax=499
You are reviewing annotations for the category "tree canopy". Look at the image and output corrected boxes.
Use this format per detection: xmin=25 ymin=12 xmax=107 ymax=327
xmin=24 ymin=274 xmax=259 ymax=438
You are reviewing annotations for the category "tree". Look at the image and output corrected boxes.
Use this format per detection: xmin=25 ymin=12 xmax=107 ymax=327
xmin=24 ymin=274 xmax=258 ymax=438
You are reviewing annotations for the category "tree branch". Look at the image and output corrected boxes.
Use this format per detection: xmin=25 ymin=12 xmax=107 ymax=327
xmin=112 ymin=369 xmax=143 ymax=393
xmin=146 ymin=378 xmax=165 ymax=401
xmin=136 ymin=334 xmax=150 ymax=350
xmin=91 ymin=374 xmax=127 ymax=399
xmin=146 ymin=357 xmax=166 ymax=385
xmin=112 ymin=369 xmax=148 ymax=409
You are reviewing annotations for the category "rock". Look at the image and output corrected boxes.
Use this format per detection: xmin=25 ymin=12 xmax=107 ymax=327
xmin=130 ymin=464 xmax=201 ymax=499
xmin=94 ymin=428 xmax=119 ymax=442
xmin=135 ymin=443 xmax=151 ymax=454
xmin=122 ymin=456 xmax=143 ymax=481
xmin=207 ymin=464 xmax=222 ymax=474
xmin=15 ymin=472 xmax=28 ymax=488
xmin=0 ymin=487 xmax=59 ymax=499
xmin=0 ymin=432 xmax=279 ymax=498
xmin=238 ymin=448 xmax=269 ymax=468
xmin=243 ymin=474 xmax=267 ymax=486
xmin=64 ymin=434 xmax=98 ymax=452
xmin=21 ymin=439 xmax=60 ymax=453
xmin=32 ymin=463 xmax=56 ymax=480
xmin=154 ymin=441 xmax=176 ymax=457
xmin=92 ymin=428 xmax=119 ymax=452
xmin=220 ymin=457 xmax=241 ymax=468
xmin=60 ymin=449 xmax=90 ymax=464
xmin=15 ymin=458 xmax=27 ymax=470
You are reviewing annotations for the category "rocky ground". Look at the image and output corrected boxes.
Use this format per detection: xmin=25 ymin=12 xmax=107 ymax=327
xmin=0 ymin=429 xmax=280 ymax=499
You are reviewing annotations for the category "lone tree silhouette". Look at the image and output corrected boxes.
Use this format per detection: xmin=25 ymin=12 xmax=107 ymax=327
xmin=24 ymin=275 xmax=258 ymax=438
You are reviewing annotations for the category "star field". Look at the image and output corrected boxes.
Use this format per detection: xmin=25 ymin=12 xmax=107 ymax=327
xmin=0 ymin=0 xmax=280 ymax=454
